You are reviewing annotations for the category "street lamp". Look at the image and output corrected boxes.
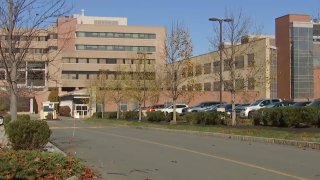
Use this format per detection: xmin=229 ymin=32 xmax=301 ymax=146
xmin=209 ymin=17 xmax=233 ymax=106
xmin=137 ymin=52 xmax=152 ymax=108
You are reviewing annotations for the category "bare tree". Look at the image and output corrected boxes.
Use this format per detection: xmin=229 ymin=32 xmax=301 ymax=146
xmin=125 ymin=54 xmax=159 ymax=121
xmin=211 ymin=9 xmax=263 ymax=125
xmin=0 ymin=0 xmax=70 ymax=121
xmin=161 ymin=23 xmax=193 ymax=124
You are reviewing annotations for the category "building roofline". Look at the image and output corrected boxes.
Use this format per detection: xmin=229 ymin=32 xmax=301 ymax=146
xmin=191 ymin=36 xmax=270 ymax=59
xmin=275 ymin=14 xmax=310 ymax=20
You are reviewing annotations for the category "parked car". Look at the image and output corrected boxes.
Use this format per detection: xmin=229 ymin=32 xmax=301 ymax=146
xmin=161 ymin=104 xmax=188 ymax=114
xmin=307 ymin=100 xmax=320 ymax=107
xmin=147 ymin=104 xmax=165 ymax=112
xmin=235 ymin=104 xmax=250 ymax=115
xmin=0 ymin=116 xmax=3 ymax=126
xmin=202 ymin=103 xmax=227 ymax=112
xmin=240 ymin=99 xmax=282 ymax=118
xmin=183 ymin=101 xmax=225 ymax=114
xmin=292 ymin=101 xmax=310 ymax=107
xmin=264 ymin=101 xmax=295 ymax=108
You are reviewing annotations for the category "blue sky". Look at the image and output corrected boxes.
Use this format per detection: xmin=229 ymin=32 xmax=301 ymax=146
xmin=70 ymin=0 xmax=319 ymax=56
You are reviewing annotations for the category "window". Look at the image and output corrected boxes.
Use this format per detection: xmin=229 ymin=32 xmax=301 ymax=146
xmin=77 ymin=58 xmax=87 ymax=63
xmin=27 ymin=62 xmax=45 ymax=69
xmin=248 ymin=78 xmax=255 ymax=90
xmin=182 ymin=85 xmax=186 ymax=91
xmin=224 ymin=80 xmax=232 ymax=91
xmin=213 ymin=81 xmax=220 ymax=91
xmin=0 ymin=71 xmax=5 ymax=80
xmin=89 ymin=58 xmax=98 ymax=64
xmin=106 ymin=58 xmax=117 ymax=64
xmin=235 ymin=56 xmax=244 ymax=69
xmin=248 ymin=53 xmax=255 ymax=66
xmin=204 ymin=63 xmax=211 ymax=74
xmin=120 ymin=102 xmax=128 ymax=112
xmin=195 ymin=65 xmax=202 ymax=76
xmin=224 ymin=59 xmax=231 ymax=71
xmin=75 ymin=31 xmax=156 ymax=39
xmin=194 ymin=83 xmax=202 ymax=91
xmin=76 ymin=44 xmax=156 ymax=52
xmin=187 ymin=84 xmax=193 ymax=91
xmin=213 ymin=61 xmax=220 ymax=72
xmin=204 ymin=82 xmax=211 ymax=91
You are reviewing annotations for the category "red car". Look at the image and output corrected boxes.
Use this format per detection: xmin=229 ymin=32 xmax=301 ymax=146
xmin=147 ymin=104 xmax=165 ymax=112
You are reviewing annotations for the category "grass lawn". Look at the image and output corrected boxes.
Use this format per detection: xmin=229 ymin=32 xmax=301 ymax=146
xmin=86 ymin=118 xmax=320 ymax=143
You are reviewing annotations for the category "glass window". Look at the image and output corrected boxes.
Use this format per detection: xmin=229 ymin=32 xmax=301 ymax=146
xmin=204 ymin=63 xmax=211 ymax=74
xmin=213 ymin=61 xmax=220 ymax=72
xmin=248 ymin=53 xmax=255 ymax=66
xmin=89 ymin=58 xmax=98 ymax=64
xmin=106 ymin=58 xmax=117 ymax=64
xmin=213 ymin=81 xmax=220 ymax=91
xmin=77 ymin=58 xmax=87 ymax=63
xmin=195 ymin=65 xmax=202 ymax=76
xmin=204 ymin=82 xmax=211 ymax=91
xmin=248 ymin=78 xmax=255 ymax=90
xmin=224 ymin=59 xmax=231 ymax=71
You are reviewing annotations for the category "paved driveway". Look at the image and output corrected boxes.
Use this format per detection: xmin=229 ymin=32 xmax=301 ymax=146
xmin=49 ymin=118 xmax=320 ymax=180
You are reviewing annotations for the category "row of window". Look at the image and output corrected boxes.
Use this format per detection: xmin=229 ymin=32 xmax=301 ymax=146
xmin=61 ymin=71 xmax=156 ymax=80
xmin=76 ymin=45 xmax=156 ymax=52
xmin=76 ymin=32 xmax=156 ymax=39
xmin=62 ymin=57 xmax=155 ymax=65
xmin=0 ymin=61 xmax=46 ymax=69
xmin=0 ymin=34 xmax=58 ymax=41
xmin=181 ymin=79 xmax=255 ymax=91
xmin=0 ymin=70 xmax=45 ymax=86
xmin=191 ymin=54 xmax=255 ymax=76
xmin=0 ymin=47 xmax=57 ymax=54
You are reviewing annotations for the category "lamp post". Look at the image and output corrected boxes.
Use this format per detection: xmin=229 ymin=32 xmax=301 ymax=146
xmin=208 ymin=17 xmax=233 ymax=106
xmin=137 ymin=52 xmax=152 ymax=108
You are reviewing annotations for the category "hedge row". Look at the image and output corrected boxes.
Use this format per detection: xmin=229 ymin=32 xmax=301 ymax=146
xmin=253 ymin=107 xmax=320 ymax=127
xmin=93 ymin=111 xmax=139 ymax=120
xmin=146 ymin=111 xmax=227 ymax=125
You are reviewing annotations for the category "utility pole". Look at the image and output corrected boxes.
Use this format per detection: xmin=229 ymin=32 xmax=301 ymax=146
xmin=209 ymin=17 xmax=233 ymax=107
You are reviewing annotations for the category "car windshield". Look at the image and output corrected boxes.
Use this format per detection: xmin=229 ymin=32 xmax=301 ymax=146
xmin=250 ymin=100 xmax=263 ymax=106
xmin=265 ymin=103 xmax=277 ymax=108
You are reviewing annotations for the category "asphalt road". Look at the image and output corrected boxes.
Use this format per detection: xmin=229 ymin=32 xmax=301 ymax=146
xmin=49 ymin=118 xmax=320 ymax=180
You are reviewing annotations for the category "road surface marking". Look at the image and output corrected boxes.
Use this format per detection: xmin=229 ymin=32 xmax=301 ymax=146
xmin=80 ymin=128 xmax=307 ymax=180
xmin=50 ymin=126 xmax=115 ymax=130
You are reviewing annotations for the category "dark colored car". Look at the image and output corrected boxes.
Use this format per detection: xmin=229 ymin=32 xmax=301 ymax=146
xmin=264 ymin=101 xmax=295 ymax=108
xmin=307 ymin=101 xmax=320 ymax=107
xmin=292 ymin=102 xmax=310 ymax=107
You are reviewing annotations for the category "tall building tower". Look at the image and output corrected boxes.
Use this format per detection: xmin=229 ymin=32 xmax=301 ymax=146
xmin=276 ymin=14 xmax=314 ymax=101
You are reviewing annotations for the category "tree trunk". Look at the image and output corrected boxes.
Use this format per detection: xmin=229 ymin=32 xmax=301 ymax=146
xmin=9 ymin=61 xmax=18 ymax=121
xmin=231 ymin=92 xmax=236 ymax=126
xmin=171 ymin=99 xmax=177 ymax=124
xmin=101 ymin=103 xmax=104 ymax=119
xmin=117 ymin=102 xmax=120 ymax=119
xmin=10 ymin=84 xmax=17 ymax=122
xmin=139 ymin=103 xmax=142 ymax=122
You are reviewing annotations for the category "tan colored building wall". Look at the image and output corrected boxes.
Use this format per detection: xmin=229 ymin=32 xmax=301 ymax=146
xmin=54 ymin=15 xmax=166 ymax=90
xmin=183 ymin=37 xmax=274 ymax=102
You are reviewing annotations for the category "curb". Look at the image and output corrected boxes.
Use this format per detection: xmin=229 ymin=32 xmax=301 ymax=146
xmin=121 ymin=125 xmax=320 ymax=150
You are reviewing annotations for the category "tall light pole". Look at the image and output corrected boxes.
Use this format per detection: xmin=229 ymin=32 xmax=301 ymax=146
xmin=137 ymin=52 xmax=152 ymax=108
xmin=209 ymin=17 xmax=233 ymax=106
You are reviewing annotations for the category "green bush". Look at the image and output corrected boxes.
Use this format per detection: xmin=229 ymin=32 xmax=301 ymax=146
xmin=253 ymin=107 xmax=320 ymax=128
xmin=0 ymin=150 xmax=84 ymax=179
xmin=4 ymin=114 xmax=31 ymax=124
xmin=146 ymin=111 xmax=166 ymax=122
xmin=183 ymin=112 xmax=225 ymax=125
xmin=59 ymin=106 xmax=71 ymax=117
xmin=122 ymin=111 xmax=139 ymax=120
xmin=93 ymin=112 xmax=118 ymax=119
xmin=5 ymin=119 xmax=51 ymax=150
